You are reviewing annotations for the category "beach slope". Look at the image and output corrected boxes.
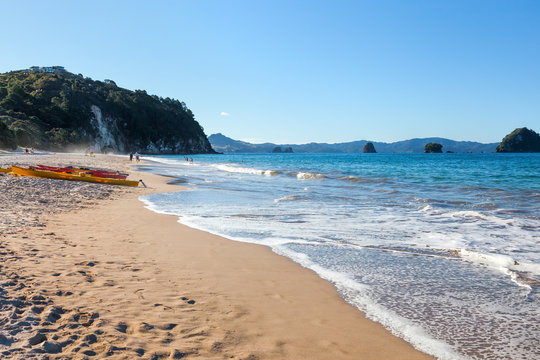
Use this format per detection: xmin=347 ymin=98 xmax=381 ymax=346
xmin=0 ymin=153 xmax=432 ymax=359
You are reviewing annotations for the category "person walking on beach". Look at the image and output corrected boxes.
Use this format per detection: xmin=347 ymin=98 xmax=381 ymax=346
xmin=129 ymin=152 xmax=133 ymax=161
xmin=135 ymin=152 xmax=140 ymax=162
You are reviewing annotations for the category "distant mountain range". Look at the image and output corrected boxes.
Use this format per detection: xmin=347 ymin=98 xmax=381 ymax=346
xmin=209 ymin=133 xmax=499 ymax=154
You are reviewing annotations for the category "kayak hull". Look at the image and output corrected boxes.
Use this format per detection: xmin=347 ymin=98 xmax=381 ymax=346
xmin=11 ymin=166 xmax=139 ymax=187
xmin=35 ymin=165 xmax=128 ymax=179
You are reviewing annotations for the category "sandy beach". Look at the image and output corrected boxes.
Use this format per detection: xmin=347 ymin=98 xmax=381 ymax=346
xmin=0 ymin=152 xmax=432 ymax=359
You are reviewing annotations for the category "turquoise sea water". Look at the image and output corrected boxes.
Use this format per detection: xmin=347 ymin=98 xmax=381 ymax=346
xmin=139 ymin=153 xmax=539 ymax=360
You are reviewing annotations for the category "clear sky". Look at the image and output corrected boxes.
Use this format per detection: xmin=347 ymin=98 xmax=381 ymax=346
xmin=1 ymin=0 xmax=538 ymax=144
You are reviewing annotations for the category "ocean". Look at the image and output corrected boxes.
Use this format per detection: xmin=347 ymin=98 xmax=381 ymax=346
xmin=138 ymin=153 xmax=539 ymax=360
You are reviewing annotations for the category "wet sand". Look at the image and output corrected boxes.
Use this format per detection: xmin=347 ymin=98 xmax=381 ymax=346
xmin=0 ymin=152 xmax=433 ymax=359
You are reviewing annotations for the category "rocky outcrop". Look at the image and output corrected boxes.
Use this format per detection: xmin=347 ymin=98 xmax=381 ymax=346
xmin=272 ymin=146 xmax=293 ymax=153
xmin=496 ymin=127 xmax=540 ymax=153
xmin=424 ymin=142 xmax=443 ymax=153
xmin=0 ymin=70 xmax=216 ymax=154
xmin=90 ymin=105 xmax=125 ymax=152
xmin=362 ymin=142 xmax=376 ymax=153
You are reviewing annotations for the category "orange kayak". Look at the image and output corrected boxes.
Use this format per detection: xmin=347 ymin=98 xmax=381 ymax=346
xmin=11 ymin=166 xmax=139 ymax=187
xmin=34 ymin=164 xmax=128 ymax=180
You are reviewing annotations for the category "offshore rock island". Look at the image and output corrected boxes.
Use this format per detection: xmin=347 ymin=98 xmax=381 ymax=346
xmin=496 ymin=127 xmax=540 ymax=153
xmin=0 ymin=67 xmax=215 ymax=154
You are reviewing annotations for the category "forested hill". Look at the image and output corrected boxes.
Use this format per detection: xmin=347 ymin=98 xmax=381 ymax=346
xmin=0 ymin=69 xmax=215 ymax=154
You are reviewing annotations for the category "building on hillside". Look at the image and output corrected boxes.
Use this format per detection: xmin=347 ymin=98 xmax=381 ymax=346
xmin=27 ymin=66 xmax=66 ymax=74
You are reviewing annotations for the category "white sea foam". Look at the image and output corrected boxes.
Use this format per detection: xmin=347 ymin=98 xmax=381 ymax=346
xmin=274 ymin=195 xmax=304 ymax=203
xmin=143 ymin=156 xmax=193 ymax=166
xmin=296 ymin=172 xmax=325 ymax=180
xmin=459 ymin=249 xmax=517 ymax=269
xmin=273 ymin=245 xmax=463 ymax=360
xmin=214 ymin=164 xmax=279 ymax=176
xmin=459 ymin=248 xmax=540 ymax=284
xmin=444 ymin=210 xmax=515 ymax=226
xmin=139 ymin=195 xmax=183 ymax=216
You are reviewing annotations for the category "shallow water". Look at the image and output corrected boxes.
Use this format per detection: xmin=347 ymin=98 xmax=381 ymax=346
xmin=140 ymin=153 xmax=540 ymax=360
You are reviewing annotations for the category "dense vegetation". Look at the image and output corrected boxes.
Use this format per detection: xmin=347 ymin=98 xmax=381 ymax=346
xmin=424 ymin=142 xmax=443 ymax=153
xmin=0 ymin=70 xmax=214 ymax=153
xmin=496 ymin=127 xmax=540 ymax=153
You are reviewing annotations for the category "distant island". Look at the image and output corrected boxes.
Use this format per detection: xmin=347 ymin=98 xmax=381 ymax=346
xmin=0 ymin=67 xmax=215 ymax=154
xmin=362 ymin=142 xmax=376 ymax=153
xmin=272 ymin=146 xmax=293 ymax=153
xmin=424 ymin=143 xmax=443 ymax=153
xmin=496 ymin=127 xmax=540 ymax=153
xmin=209 ymin=133 xmax=499 ymax=154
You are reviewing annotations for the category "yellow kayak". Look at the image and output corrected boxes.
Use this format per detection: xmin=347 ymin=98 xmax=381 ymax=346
xmin=10 ymin=165 xmax=139 ymax=187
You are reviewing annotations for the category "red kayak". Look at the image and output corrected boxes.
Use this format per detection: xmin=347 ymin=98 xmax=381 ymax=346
xmin=34 ymin=165 xmax=128 ymax=180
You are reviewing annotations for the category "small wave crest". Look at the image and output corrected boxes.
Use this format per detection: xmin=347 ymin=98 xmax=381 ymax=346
xmin=341 ymin=176 xmax=392 ymax=184
xmin=457 ymin=249 xmax=539 ymax=289
xmin=215 ymin=164 xmax=280 ymax=176
xmin=274 ymin=194 xmax=305 ymax=203
xmin=296 ymin=172 xmax=325 ymax=180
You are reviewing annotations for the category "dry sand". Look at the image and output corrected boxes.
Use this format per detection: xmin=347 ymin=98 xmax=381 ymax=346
xmin=0 ymin=152 xmax=433 ymax=359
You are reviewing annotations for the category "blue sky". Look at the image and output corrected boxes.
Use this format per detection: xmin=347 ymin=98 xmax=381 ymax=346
xmin=1 ymin=0 xmax=538 ymax=144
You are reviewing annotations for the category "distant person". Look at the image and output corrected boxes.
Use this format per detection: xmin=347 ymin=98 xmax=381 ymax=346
xmin=25 ymin=147 xmax=29 ymax=155
xmin=135 ymin=152 xmax=140 ymax=162
xmin=30 ymin=147 xmax=34 ymax=155
xmin=90 ymin=149 xmax=94 ymax=157
xmin=129 ymin=152 xmax=133 ymax=161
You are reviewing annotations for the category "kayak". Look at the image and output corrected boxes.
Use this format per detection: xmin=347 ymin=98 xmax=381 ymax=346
xmin=34 ymin=164 xmax=128 ymax=180
xmin=0 ymin=167 xmax=11 ymax=173
xmin=11 ymin=166 xmax=139 ymax=187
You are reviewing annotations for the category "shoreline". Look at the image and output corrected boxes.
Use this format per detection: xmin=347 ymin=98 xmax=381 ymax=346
xmin=0 ymin=153 xmax=433 ymax=359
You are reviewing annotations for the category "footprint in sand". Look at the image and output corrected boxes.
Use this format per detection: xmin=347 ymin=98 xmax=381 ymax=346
xmin=115 ymin=322 xmax=128 ymax=333
xmin=75 ymin=260 xmax=98 ymax=267
xmin=157 ymin=323 xmax=178 ymax=331
xmin=150 ymin=349 xmax=188 ymax=359
xmin=99 ymin=279 xmax=116 ymax=287
xmin=180 ymin=296 xmax=196 ymax=305
xmin=55 ymin=290 xmax=73 ymax=296
xmin=77 ymin=270 xmax=96 ymax=283
xmin=137 ymin=322 xmax=154 ymax=333
xmin=42 ymin=306 xmax=64 ymax=324
xmin=135 ymin=288 xmax=145 ymax=299
xmin=73 ymin=311 xmax=97 ymax=327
